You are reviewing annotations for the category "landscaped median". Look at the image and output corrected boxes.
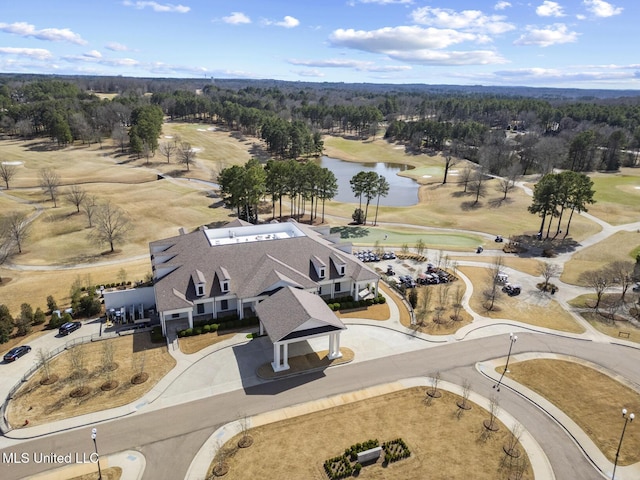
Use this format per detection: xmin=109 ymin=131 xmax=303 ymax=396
xmin=186 ymin=379 xmax=544 ymax=480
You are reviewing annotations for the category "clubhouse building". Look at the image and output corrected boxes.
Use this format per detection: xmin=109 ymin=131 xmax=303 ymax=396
xmin=149 ymin=219 xmax=380 ymax=371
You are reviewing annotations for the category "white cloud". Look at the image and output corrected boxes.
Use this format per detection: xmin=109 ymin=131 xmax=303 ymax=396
xmin=83 ymin=50 xmax=102 ymax=59
xmin=0 ymin=47 xmax=52 ymax=60
xmin=536 ymin=1 xmax=565 ymax=17
xmin=583 ymin=0 xmax=622 ymax=18
xmin=330 ymin=26 xmax=477 ymax=52
xmin=265 ymin=16 xmax=300 ymax=28
xmin=387 ymin=49 xmax=507 ymax=66
xmin=0 ymin=22 xmax=87 ymax=45
xmin=295 ymin=69 xmax=326 ymax=78
xmin=410 ymin=7 xmax=515 ymax=35
xmin=223 ymin=12 xmax=251 ymax=25
xmin=576 ymin=14 xmax=587 ymax=20
xmin=122 ymin=1 xmax=190 ymax=13
xmin=494 ymin=1 xmax=512 ymax=10
xmin=105 ymin=42 xmax=130 ymax=52
xmin=514 ymin=23 xmax=578 ymax=47
xmin=288 ymin=58 xmax=412 ymax=72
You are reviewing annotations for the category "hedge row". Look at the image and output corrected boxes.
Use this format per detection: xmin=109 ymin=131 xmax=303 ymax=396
xmin=345 ymin=439 xmax=379 ymax=461
xmin=383 ymin=438 xmax=411 ymax=463
xmin=323 ymin=455 xmax=352 ymax=480
xmin=178 ymin=316 xmax=259 ymax=337
xmin=327 ymin=295 xmax=386 ymax=311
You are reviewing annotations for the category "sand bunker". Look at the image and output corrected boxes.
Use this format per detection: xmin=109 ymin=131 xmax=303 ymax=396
xmin=190 ymin=147 xmax=203 ymax=153
xmin=1 ymin=161 xmax=23 ymax=166
xmin=164 ymin=135 xmax=173 ymax=139
xmin=207 ymin=127 xmax=216 ymax=131
xmin=197 ymin=128 xmax=206 ymax=132
xmin=422 ymin=175 xmax=432 ymax=178
xmin=635 ymin=186 xmax=640 ymax=190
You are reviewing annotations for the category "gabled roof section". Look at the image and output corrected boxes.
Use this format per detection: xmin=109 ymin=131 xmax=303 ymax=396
xmin=224 ymin=218 xmax=253 ymax=228
xmin=255 ymin=286 xmax=345 ymax=343
xmin=191 ymin=269 xmax=206 ymax=285
xmin=236 ymin=254 xmax=316 ymax=298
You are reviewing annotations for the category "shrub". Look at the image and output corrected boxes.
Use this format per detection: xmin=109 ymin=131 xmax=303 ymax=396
xmin=194 ymin=326 xmax=202 ymax=335
xmin=33 ymin=308 xmax=46 ymax=325
xmin=48 ymin=313 xmax=64 ymax=329
xmin=184 ymin=328 xmax=193 ymax=337
xmin=210 ymin=323 xmax=218 ymax=332
xmin=46 ymin=295 xmax=58 ymax=315
xmin=203 ymin=324 xmax=211 ymax=333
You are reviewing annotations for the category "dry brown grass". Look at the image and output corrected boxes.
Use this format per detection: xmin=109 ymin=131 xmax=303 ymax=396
xmin=561 ymin=231 xmax=640 ymax=286
xmin=458 ymin=266 xmax=584 ymax=333
xmin=7 ymin=334 xmax=176 ymax=428
xmin=335 ymin=302 xmax=390 ymax=320
xmin=68 ymin=467 xmax=121 ymax=480
xmin=449 ymin=256 xmax=545 ymax=277
xmin=0 ymin=258 xmax=150 ymax=318
xmin=581 ymin=311 xmax=640 ymax=343
xmin=210 ymin=387 xmax=533 ymax=480
xmin=506 ymin=359 xmax=640 ymax=465
xmin=178 ymin=331 xmax=239 ymax=355
xmin=403 ymin=281 xmax=474 ymax=335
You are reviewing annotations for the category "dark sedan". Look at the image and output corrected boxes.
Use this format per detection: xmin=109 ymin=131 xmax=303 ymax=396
xmin=3 ymin=345 xmax=32 ymax=362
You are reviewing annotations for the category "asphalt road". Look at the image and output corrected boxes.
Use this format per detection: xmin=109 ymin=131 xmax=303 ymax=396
xmin=2 ymin=332 xmax=637 ymax=480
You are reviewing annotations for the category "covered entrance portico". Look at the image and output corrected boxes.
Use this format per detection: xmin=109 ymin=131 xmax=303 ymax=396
xmin=255 ymin=286 xmax=346 ymax=373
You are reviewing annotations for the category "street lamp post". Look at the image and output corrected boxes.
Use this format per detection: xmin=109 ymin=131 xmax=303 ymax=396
xmin=91 ymin=427 xmax=103 ymax=480
xmin=493 ymin=333 xmax=517 ymax=392
xmin=612 ymin=408 xmax=634 ymax=480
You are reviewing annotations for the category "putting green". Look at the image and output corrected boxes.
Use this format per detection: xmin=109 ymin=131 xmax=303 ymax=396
xmin=330 ymin=226 xmax=483 ymax=249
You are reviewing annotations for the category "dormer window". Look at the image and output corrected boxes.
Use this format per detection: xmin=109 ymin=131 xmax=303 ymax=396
xmin=311 ymin=255 xmax=326 ymax=279
xmin=319 ymin=267 xmax=326 ymax=278
xmin=196 ymin=284 xmax=205 ymax=296
xmin=339 ymin=265 xmax=345 ymax=276
xmin=191 ymin=269 xmax=206 ymax=297
xmin=330 ymin=254 xmax=347 ymax=277
xmin=222 ymin=281 xmax=229 ymax=293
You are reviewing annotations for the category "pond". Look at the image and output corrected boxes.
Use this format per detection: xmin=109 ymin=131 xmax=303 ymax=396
xmin=316 ymin=156 xmax=421 ymax=207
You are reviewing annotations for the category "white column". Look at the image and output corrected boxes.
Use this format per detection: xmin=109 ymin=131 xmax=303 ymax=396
xmin=238 ymin=300 xmax=244 ymax=320
xmin=259 ymin=320 xmax=264 ymax=336
xmin=282 ymin=343 xmax=289 ymax=370
xmin=328 ymin=333 xmax=342 ymax=359
xmin=271 ymin=342 xmax=281 ymax=371
xmin=187 ymin=310 xmax=193 ymax=329
xmin=160 ymin=312 xmax=166 ymax=336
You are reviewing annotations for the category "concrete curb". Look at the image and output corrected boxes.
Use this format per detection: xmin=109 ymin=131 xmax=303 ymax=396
xmin=24 ymin=449 xmax=145 ymax=480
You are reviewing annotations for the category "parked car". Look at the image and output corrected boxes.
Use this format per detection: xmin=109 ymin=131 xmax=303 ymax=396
xmin=502 ymin=284 xmax=521 ymax=296
xmin=59 ymin=321 xmax=82 ymax=336
xmin=3 ymin=345 xmax=31 ymax=362
xmin=633 ymin=283 xmax=640 ymax=292
xmin=386 ymin=265 xmax=395 ymax=276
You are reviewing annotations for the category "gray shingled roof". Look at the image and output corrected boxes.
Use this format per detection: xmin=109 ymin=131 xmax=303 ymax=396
xmin=150 ymin=221 xmax=379 ymax=313
xmin=255 ymin=286 xmax=345 ymax=342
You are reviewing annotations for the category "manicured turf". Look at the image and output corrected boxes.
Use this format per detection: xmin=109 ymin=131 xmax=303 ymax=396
xmin=330 ymin=226 xmax=483 ymax=249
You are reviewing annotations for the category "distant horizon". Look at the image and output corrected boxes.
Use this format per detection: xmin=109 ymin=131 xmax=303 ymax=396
xmin=5 ymin=71 xmax=640 ymax=96
xmin=1 ymin=1 xmax=637 ymax=90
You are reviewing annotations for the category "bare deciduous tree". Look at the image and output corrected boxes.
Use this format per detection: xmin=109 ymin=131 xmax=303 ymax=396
xmin=37 ymin=348 xmax=52 ymax=382
xmin=417 ymin=287 xmax=432 ymax=326
xmin=459 ymin=166 xmax=474 ymax=192
xmin=469 ymin=170 xmax=487 ymax=205
xmin=92 ymin=201 xmax=131 ymax=253
xmin=483 ymin=257 xmax=504 ymax=311
xmin=82 ymin=195 xmax=98 ymax=228
xmin=0 ymin=162 xmax=17 ymax=189
xmin=39 ymin=168 xmax=61 ymax=207
xmin=538 ymin=261 xmax=561 ymax=292
xmin=606 ymin=260 xmax=635 ymax=301
xmin=434 ymin=284 xmax=450 ymax=324
xmin=159 ymin=141 xmax=177 ymax=164
xmin=111 ymin=124 xmax=128 ymax=153
xmin=452 ymin=285 xmax=464 ymax=321
xmin=427 ymin=371 xmax=442 ymax=398
xmin=69 ymin=344 xmax=87 ymax=389
xmin=457 ymin=378 xmax=472 ymax=412
xmin=496 ymin=163 xmax=522 ymax=200
xmin=4 ymin=211 xmax=31 ymax=254
xmin=66 ymin=185 xmax=86 ymax=213
xmin=579 ymin=268 xmax=615 ymax=313
xmin=504 ymin=421 xmax=524 ymax=458
xmin=484 ymin=394 xmax=501 ymax=432
xmin=178 ymin=142 xmax=196 ymax=171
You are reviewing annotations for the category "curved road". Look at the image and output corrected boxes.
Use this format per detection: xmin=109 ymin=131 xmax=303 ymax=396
xmin=1 ymin=333 xmax=637 ymax=480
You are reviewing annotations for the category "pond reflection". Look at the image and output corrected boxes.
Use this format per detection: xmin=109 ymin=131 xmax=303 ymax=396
xmin=317 ymin=156 xmax=419 ymax=206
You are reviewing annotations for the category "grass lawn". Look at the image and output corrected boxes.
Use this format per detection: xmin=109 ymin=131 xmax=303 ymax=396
xmin=458 ymin=266 xmax=584 ymax=333
xmin=178 ymin=331 xmax=241 ymax=355
xmin=588 ymin=168 xmax=640 ymax=225
xmin=210 ymin=387 xmax=533 ymax=480
xmin=449 ymin=256 xmax=545 ymax=277
xmin=336 ymin=302 xmax=390 ymax=320
xmin=0 ymin=258 xmax=150 ymax=318
xmin=330 ymin=225 xmax=486 ymax=251
xmin=580 ymin=311 xmax=640 ymax=343
xmin=7 ymin=333 xmax=176 ymax=428
xmin=506 ymin=359 xmax=640 ymax=465
xmin=561 ymin=231 xmax=640 ymax=285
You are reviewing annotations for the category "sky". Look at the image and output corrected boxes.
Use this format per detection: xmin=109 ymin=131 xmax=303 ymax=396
xmin=0 ymin=0 xmax=638 ymax=90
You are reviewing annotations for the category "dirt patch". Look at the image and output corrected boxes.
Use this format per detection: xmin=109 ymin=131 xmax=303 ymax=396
xmin=7 ymin=333 xmax=176 ymax=428
xmin=209 ymin=387 xmax=533 ymax=480
xmin=506 ymin=359 xmax=640 ymax=465
xmin=68 ymin=466 xmax=122 ymax=480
